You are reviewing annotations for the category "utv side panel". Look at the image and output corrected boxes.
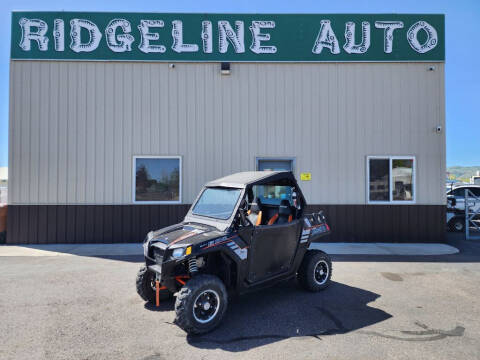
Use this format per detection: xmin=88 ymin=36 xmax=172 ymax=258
xmin=247 ymin=220 xmax=302 ymax=283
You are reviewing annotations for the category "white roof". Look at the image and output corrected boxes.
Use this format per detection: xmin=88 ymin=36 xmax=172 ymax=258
xmin=206 ymin=171 xmax=286 ymax=188
xmin=453 ymin=184 xmax=480 ymax=188
xmin=0 ymin=167 xmax=7 ymax=180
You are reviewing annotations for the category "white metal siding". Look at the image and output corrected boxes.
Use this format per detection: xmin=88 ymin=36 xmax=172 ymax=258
xmin=9 ymin=61 xmax=445 ymax=205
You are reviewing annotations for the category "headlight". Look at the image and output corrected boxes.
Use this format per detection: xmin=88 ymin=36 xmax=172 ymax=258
xmin=172 ymin=248 xmax=185 ymax=259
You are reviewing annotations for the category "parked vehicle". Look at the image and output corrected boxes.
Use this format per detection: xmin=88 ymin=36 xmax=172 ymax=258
xmin=136 ymin=171 xmax=331 ymax=334
xmin=446 ymin=185 xmax=480 ymax=232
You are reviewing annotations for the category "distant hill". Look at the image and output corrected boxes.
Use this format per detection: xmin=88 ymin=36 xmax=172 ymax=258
xmin=447 ymin=166 xmax=480 ymax=183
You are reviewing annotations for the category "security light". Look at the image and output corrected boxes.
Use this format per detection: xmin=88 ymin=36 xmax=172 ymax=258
xmin=221 ymin=62 xmax=230 ymax=75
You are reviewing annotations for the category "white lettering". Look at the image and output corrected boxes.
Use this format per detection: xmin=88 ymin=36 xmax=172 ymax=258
xmin=201 ymin=21 xmax=212 ymax=53
xmin=343 ymin=21 xmax=370 ymax=54
xmin=19 ymin=18 xmax=49 ymax=51
xmin=407 ymin=21 xmax=438 ymax=53
xmin=312 ymin=20 xmax=340 ymax=54
xmin=138 ymin=20 xmax=166 ymax=53
xmin=249 ymin=21 xmax=277 ymax=54
xmin=218 ymin=21 xmax=245 ymax=53
xmin=53 ymin=19 xmax=64 ymax=51
xmin=375 ymin=21 xmax=404 ymax=53
xmin=105 ymin=19 xmax=134 ymax=52
xmin=171 ymin=20 xmax=199 ymax=53
xmin=70 ymin=19 xmax=102 ymax=53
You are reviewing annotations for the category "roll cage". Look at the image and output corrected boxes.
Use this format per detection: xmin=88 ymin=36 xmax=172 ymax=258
xmin=183 ymin=171 xmax=306 ymax=231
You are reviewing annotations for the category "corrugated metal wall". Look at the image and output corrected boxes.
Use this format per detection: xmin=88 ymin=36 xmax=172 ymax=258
xmin=6 ymin=204 xmax=445 ymax=244
xmin=9 ymin=61 xmax=445 ymax=205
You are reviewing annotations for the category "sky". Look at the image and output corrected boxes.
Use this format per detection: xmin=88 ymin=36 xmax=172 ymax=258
xmin=0 ymin=0 xmax=478 ymax=168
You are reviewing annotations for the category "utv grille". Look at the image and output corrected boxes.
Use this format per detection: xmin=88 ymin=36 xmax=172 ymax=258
xmin=153 ymin=247 xmax=164 ymax=264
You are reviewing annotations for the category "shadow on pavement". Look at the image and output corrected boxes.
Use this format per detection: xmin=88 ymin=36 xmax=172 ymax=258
xmin=144 ymin=300 xmax=175 ymax=312
xmin=183 ymin=280 xmax=391 ymax=352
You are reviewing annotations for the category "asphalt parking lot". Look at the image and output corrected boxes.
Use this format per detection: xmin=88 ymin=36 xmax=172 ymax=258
xmin=1 ymin=234 xmax=479 ymax=360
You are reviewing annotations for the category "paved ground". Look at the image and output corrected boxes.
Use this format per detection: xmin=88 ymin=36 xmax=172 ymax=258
xmin=0 ymin=234 xmax=479 ymax=360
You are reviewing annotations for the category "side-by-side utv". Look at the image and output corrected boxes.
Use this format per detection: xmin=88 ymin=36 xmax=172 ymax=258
xmin=136 ymin=171 xmax=332 ymax=334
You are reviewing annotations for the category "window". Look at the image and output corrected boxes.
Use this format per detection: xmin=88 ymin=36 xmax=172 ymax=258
xmin=471 ymin=188 xmax=480 ymax=197
xmin=252 ymin=185 xmax=293 ymax=206
xmin=367 ymin=156 xmax=415 ymax=203
xmin=133 ymin=156 xmax=181 ymax=203
xmin=369 ymin=158 xmax=389 ymax=201
xmin=451 ymin=187 xmax=480 ymax=197
xmin=192 ymin=187 xmax=242 ymax=220
xmin=256 ymin=157 xmax=295 ymax=172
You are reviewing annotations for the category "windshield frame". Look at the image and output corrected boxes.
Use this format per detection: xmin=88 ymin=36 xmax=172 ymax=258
xmin=185 ymin=186 xmax=245 ymax=230
xmin=191 ymin=187 xmax=243 ymax=220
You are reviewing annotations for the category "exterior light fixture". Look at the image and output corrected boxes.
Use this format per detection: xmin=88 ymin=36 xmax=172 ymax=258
xmin=221 ymin=62 xmax=231 ymax=75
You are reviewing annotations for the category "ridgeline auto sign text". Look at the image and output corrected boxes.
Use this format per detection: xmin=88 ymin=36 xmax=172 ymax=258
xmin=11 ymin=12 xmax=445 ymax=62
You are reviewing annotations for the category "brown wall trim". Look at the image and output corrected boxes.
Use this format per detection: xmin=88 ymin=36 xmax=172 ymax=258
xmin=6 ymin=204 xmax=445 ymax=244
xmin=307 ymin=205 xmax=445 ymax=243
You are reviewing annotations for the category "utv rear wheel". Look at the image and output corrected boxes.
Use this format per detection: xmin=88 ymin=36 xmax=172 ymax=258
xmin=298 ymin=251 xmax=332 ymax=292
xmin=174 ymin=274 xmax=228 ymax=335
xmin=136 ymin=265 xmax=171 ymax=303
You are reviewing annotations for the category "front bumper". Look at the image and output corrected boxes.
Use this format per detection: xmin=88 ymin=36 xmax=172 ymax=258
xmin=144 ymin=241 xmax=165 ymax=277
xmin=148 ymin=264 xmax=163 ymax=275
xmin=144 ymin=241 xmax=180 ymax=292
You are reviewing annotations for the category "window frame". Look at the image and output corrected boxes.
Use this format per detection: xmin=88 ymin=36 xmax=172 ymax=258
xmin=191 ymin=187 xmax=243 ymax=220
xmin=132 ymin=155 xmax=182 ymax=204
xmin=255 ymin=157 xmax=296 ymax=172
xmin=366 ymin=155 xmax=416 ymax=205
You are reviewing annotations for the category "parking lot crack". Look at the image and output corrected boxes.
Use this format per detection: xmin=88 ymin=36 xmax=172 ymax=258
xmin=359 ymin=322 xmax=465 ymax=342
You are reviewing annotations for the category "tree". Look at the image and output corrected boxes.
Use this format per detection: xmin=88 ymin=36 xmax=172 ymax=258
xmin=136 ymin=164 xmax=151 ymax=192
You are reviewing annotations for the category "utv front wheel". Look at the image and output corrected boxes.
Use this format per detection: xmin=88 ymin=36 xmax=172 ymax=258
xmin=175 ymin=274 xmax=228 ymax=335
xmin=136 ymin=265 xmax=171 ymax=303
xmin=298 ymin=251 xmax=332 ymax=292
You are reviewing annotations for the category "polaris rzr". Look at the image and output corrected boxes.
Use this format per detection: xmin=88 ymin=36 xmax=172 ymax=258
xmin=136 ymin=171 xmax=331 ymax=334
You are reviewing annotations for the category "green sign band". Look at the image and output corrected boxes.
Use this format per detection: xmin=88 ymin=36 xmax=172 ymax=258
xmin=11 ymin=12 xmax=445 ymax=62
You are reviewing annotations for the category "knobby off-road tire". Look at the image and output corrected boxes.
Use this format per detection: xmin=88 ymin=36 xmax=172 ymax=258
xmin=136 ymin=265 xmax=171 ymax=303
xmin=174 ymin=274 xmax=228 ymax=335
xmin=298 ymin=250 xmax=332 ymax=292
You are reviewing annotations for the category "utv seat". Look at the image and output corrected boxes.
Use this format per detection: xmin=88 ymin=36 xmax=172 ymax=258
xmin=247 ymin=198 xmax=263 ymax=226
xmin=267 ymin=199 xmax=293 ymax=225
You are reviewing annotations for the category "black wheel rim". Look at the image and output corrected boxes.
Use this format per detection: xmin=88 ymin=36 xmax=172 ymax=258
xmin=314 ymin=260 xmax=329 ymax=285
xmin=193 ymin=290 xmax=220 ymax=324
xmin=149 ymin=273 xmax=157 ymax=291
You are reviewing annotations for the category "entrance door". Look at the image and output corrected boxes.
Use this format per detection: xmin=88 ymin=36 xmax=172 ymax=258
xmin=247 ymin=220 xmax=301 ymax=283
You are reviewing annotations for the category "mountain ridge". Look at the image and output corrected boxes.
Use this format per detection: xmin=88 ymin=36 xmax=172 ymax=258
xmin=447 ymin=166 xmax=480 ymax=182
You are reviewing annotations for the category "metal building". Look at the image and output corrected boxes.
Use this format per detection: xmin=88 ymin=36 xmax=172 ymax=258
xmin=7 ymin=12 xmax=446 ymax=244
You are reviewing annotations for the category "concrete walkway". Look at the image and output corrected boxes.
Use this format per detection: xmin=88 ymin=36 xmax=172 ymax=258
xmin=0 ymin=243 xmax=143 ymax=257
xmin=310 ymin=242 xmax=459 ymax=255
xmin=0 ymin=242 xmax=459 ymax=257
